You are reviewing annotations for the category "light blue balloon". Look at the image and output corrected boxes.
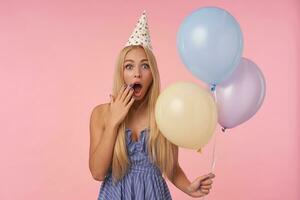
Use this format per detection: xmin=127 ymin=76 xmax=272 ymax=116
xmin=177 ymin=7 xmax=243 ymax=85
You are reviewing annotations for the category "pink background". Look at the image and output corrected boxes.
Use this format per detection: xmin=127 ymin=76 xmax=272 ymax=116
xmin=0 ymin=0 xmax=299 ymax=199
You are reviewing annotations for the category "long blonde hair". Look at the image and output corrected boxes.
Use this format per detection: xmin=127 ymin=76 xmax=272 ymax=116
xmin=110 ymin=45 xmax=178 ymax=184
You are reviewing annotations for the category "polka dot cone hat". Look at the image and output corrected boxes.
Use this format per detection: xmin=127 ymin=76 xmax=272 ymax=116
xmin=125 ymin=10 xmax=153 ymax=50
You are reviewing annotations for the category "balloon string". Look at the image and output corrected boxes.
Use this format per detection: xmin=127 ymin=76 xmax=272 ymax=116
xmin=210 ymin=84 xmax=218 ymax=103
xmin=211 ymin=85 xmax=217 ymax=173
xmin=212 ymin=87 xmax=228 ymax=134
xmin=210 ymin=84 xmax=217 ymax=173
xmin=202 ymin=131 xmax=218 ymax=200
xmin=203 ymin=85 xmax=218 ymax=200
xmin=211 ymin=132 xmax=217 ymax=173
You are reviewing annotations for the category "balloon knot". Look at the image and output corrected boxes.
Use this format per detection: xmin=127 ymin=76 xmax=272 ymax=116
xmin=221 ymin=127 xmax=227 ymax=132
xmin=210 ymin=84 xmax=216 ymax=92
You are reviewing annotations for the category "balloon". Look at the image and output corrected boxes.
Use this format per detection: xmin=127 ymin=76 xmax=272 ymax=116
xmin=215 ymin=57 xmax=266 ymax=129
xmin=155 ymin=82 xmax=217 ymax=150
xmin=177 ymin=7 xmax=243 ymax=85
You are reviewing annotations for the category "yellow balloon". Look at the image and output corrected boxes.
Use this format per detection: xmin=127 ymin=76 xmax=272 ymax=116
xmin=155 ymin=82 xmax=217 ymax=150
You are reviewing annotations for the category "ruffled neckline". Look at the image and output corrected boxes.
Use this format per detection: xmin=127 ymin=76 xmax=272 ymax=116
xmin=125 ymin=127 xmax=149 ymax=143
xmin=125 ymin=128 xmax=150 ymax=155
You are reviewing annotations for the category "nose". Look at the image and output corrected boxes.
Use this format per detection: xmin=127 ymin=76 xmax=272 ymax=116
xmin=134 ymin=68 xmax=141 ymax=78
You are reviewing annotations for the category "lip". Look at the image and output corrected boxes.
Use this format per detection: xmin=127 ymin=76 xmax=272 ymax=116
xmin=133 ymin=90 xmax=142 ymax=97
xmin=129 ymin=81 xmax=143 ymax=89
xmin=131 ymin=80 xmax=142 ymax=86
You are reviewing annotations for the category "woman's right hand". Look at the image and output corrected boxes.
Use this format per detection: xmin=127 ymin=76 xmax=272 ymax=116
xmin=106 ymin=84 xmax=135 ymax=127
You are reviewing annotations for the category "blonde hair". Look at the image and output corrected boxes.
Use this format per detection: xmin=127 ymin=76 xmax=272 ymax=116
xmin=110 ymin=45 xmax=178 ymax=184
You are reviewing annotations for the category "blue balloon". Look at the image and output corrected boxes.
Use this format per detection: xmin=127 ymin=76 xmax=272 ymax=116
xmin=177 ymin=7 xmax=243 ymax=85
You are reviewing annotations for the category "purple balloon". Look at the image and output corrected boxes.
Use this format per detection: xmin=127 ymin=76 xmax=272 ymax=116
xmin=214 ymin=57 xmax=266 ymax=129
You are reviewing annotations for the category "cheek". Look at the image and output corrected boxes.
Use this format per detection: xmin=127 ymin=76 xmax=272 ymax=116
xmin=123 ymin=71 xmax=131 ymax=82
xmin=145 ymin=73 xmax=153 ymax=85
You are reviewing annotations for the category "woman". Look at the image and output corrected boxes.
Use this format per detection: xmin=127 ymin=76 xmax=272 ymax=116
xmin=89 ymin=11 xmax=215 ymax=199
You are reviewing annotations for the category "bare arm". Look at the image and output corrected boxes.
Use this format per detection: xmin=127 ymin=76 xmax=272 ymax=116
xmin=171 ymin=164 xmax=192 ymax=195
xmin=168 ymin=146 xmax=192 ymax=195
xmin=89 ymin=104 xmax=119 ymax=181
xmin=169 ymin=147 xmax=215 ymax=198
xmin=89 ymin=84 xmax=135 ymax=181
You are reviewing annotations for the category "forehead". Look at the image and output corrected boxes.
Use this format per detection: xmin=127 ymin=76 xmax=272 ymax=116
xmin=124 ymin=47 xmax=147 ymax=61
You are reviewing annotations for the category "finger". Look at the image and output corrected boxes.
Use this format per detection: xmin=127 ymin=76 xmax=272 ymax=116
xmin=124 ymin=88 xmax=134 ymax=105
xmin=201 ymin=185 xmax=212 ymax=189
xmin=125 ymin=95 xmax=135 ymax=109
xmin=189 ymin=179 xmax=202 ymax=191
xmin=199 ymin=174 xmax=212 ymax=182
xmin=208 ymin=173 xmax=216 ymax=178
xmin=200 ymin=189 xmax=210 ymax=194
xmin=192 ymin=190 xmax=206 ymax=198
xmin=121 ymin=85 xmax=131 ymax=102
xmin=204 ymin=173 xmax=215 ymax=179
xmin=117 ymin=84 xmax=127 ymax=100
xmin=201 ymin=179 xmax=213 ymax=185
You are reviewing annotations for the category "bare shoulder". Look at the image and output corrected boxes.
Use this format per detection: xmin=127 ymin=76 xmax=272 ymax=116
xmin=91 ymin=103 xmax=110 ymax=117
xmin=90 ymin=103 xmax=110 ymax=127
xmin=89 ymin=103 xmax=110 ymax=157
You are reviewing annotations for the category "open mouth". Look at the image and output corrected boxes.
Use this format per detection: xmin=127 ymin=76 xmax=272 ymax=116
xmin=132 ymin=83 xmax=143 ymax=95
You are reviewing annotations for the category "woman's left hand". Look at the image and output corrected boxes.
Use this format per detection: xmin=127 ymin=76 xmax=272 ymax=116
xmin=186 ymin=173 xmax=215 ymax=198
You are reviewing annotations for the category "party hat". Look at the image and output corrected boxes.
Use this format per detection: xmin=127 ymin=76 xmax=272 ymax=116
xmin=125 ymin=10 xmax=153 ymax=50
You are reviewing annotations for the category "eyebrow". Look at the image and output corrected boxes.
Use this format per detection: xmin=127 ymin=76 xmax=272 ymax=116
xmin=124 ymin=59 xmax=148 ymax=63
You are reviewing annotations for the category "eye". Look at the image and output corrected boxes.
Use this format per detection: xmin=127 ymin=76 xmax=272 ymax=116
xmin=142 ymin=63 xmax=150 ymax=69
xmin=125 ymin=64 xmax=133 ymax=70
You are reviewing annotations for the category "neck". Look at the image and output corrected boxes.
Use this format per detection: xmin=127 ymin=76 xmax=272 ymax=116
xmin=130 ymin=98 xmax=148 ymax=113
xmin=126 ymin=98 xmax=149 ymax=127
xmin=131 ymin=100 xmax=146 ymax=112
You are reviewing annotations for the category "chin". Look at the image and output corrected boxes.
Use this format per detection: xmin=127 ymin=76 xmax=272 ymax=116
xmin=134 ymin=95 xmax=144 ymax=101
